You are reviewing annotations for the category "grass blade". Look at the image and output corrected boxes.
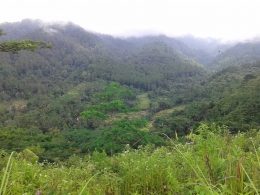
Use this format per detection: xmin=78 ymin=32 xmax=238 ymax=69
xmin=78 ymin=172 xmax=99 ymax=195
xmin=0 ymin=152 xmax=14 ymax=195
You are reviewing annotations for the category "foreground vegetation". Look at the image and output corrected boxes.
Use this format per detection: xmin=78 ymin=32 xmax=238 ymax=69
xmin=1 ymin=124 xmax=260 ymax=195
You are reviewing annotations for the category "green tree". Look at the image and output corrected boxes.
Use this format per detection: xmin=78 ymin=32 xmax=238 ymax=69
xmin=0 ymin=29 xmax=52 ymax=53
xmin=99 ymin=119 xmax=163 ymax=154
xmin=81 ymin=83 xmax=163 ymax=154
xmin=81 ymin=83 xmax=137 ymax=128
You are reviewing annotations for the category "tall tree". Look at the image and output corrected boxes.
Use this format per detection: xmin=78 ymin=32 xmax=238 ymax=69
xmin=0 ymin=29 xmax=52 ymax=53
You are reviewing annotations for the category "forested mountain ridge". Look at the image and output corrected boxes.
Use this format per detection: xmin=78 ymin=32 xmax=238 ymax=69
xmin=126 ymin=35 xmax=214 ymax=66
xmin=0 ymin=19 xmax=208 ymax=134
xmin=0 ymin=19 xmax=208 ymax=101
xmin=88 ymin=41 xmax=207 ymax=91
xmin=155 ymin=61 xmax=260 ymax=135
xmin=3 ymin=20 xmax=260 ymax=195
xmin=0 ymin=19 xmax=209 ymax=64
xmin=209 ymin=42 xmax=260 ymax=70
xmin=2 ymin=19 xmax=260 ymax=72
xmin=1 ymin=19 xmax=260 ymax=162
xmin=176 ymin=34 xmax=232 ymax=56
xmin=0 ymin=19 xmax=43 ymax=40
xmin=200 ymin=61 xmax=260 ymax=128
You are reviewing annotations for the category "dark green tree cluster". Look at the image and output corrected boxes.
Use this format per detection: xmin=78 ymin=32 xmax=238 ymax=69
xmin=80 ymin=83 xmax=163 ymax=154
xmin=0 ymin=83 xmax=163 ymax=161
xmin=159 ymin=61 xmax=260 ymax=134
xmin=210 ymin=42 xmax=260 ymax=70
xmin=87 ymin=42 xmax=207 ymax=91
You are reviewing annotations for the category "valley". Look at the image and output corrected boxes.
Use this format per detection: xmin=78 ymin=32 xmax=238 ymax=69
xmin=1 ymin=19 xmax=260 ymax=194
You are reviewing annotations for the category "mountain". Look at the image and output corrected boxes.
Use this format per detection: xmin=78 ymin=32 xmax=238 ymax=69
xmin=201 ymin=61 xmax=260 ymax=131
xmin=126 ymin=35 xmax=214 ymax=66
xmin=5 ymin=19 xmax=260 ymax=135
xmin=0 ymin=19 xmax=43 ymax=40
xmin=2 ymin=19 xmax=260 ymax=162
xmin=176 ymin=35 xmax=232 ymax=56
xmin=209 ymin=42 xmax=260 ymax=70
xmin=0 ymin=19 xmax=208 ymax=132
xmin=163 ymin=61 xmax=260 ymax=133
xmin=1 ymin=20 xmax=213 ymax=65
xmin=88 ymin=41 xmax=207 ymax=91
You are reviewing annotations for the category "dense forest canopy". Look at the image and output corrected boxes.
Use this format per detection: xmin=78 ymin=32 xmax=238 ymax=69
xmin=1 ymin=19 xmax=260 ymax=160
xmin=2 ymin=19 xmax=260 ymax=195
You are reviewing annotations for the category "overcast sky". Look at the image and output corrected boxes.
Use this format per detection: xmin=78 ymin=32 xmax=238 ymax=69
xmin=1 ymin=0 xmax=260 ymax=41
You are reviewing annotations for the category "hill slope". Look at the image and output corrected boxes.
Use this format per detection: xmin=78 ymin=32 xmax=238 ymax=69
xmin=209 ymin=42 xmax=260 ymax=70
xmin=162 ymin=61 xmax=260 ymax=133
xmin=0 ymin=20 xmax=208 ymax=132
xmin=126 ymin=35 xmax=214 ymax=66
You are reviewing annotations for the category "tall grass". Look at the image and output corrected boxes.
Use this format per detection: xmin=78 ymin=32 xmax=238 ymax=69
xmin=0 ymin=152 xmax=14 ymax=195
xmin=1 ymin=124 xmax=260 ymax=194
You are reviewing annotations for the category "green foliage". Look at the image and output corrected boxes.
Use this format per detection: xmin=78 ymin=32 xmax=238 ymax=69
xmin=81 ymin=83 xmax=138 ymax=128
xmin=0 ymin=28 xmax=52 ymax=54
xmin=0 ymin=29 xmax=4 ymax=36
xmin=20 ymin=149 xmax=39 ymax=163
xmin=0 ymin=39 xmax=52 ymax=54
xmin=80 ymin=83 xmax=163 ymax=154
xmin=0 ymin=152 xmax=14 ymax=195
xmin=81 ymin=109 xmax=109 ymax=120
xmin=98 ymin=119 xmax=163 ymax=154
xmin=0 ymin=21 xmax=208 ymax=135
xmin=1 ymin=124 xmax=260 ymax=194
xmin=210 ymin=42 xmax=260 ymax=70
xmin=164 ymin=61 xmax=260 ymax=134
xmin=81 ymin=99 xmax=131 ymax=119
xmin=94 ymin=83 xmax=133 ymax=102
xmin=3 ymin=22 xmax=260 ymax=194
xmin=88 ymin=42 xmax=207 ymax=91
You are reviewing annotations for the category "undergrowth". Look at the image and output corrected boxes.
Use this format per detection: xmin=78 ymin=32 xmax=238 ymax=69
xmin=1 ymin=123 xmax=260 ymax=194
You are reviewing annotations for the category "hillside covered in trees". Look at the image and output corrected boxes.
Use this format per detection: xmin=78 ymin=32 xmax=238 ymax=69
xmin=1 ymin=19 xmax=260 ymax=194
xmin=1 ymin=19 xmax=260 ymax=157
xmin=209 ymin=42 xmax=260 ymax=70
